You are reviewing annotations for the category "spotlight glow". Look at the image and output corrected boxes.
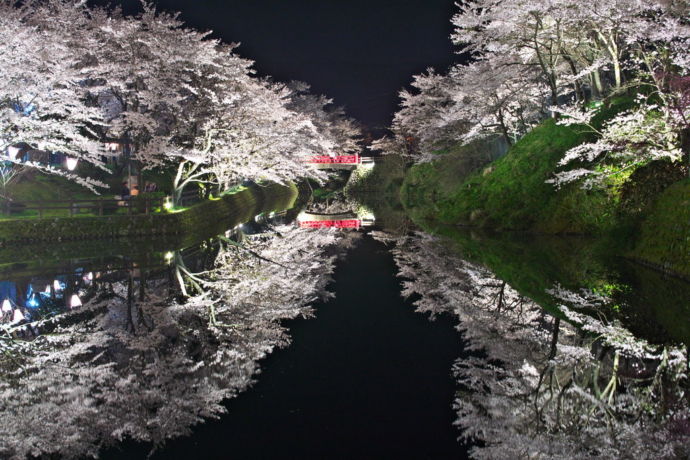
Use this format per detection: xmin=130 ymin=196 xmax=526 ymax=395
xmin=12 ymin=309 xmax=25 ymax=322
xmin=7 ymin=146 xmax=20 ymax=160
xmin=69 ymin=294 xmax=82 ymax=309
xmin=66 ymin=158 xmax=79 ymax=171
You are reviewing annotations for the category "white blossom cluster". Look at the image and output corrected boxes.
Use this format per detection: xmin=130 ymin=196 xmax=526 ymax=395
xmin=0 ymin=225 xmax=347 ymax=459
xmin=385 ymin=0 xmax=690 ymax=178
xmin=376 ymin=231 xmax=690 ymax=459
xmin=0 ymin=1 xmax=360 ymax=194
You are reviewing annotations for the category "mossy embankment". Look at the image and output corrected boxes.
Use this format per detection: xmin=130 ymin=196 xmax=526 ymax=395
xmin=0 ymin=182 xmax=299 ymax=246
xmin=402 ymin=99 xmax=637 ymax=233
xmin=399 ymin=97 xmax=690 ymax=278
xmin=426 ymin=226 xmax=690 ymax=345
xmin=632 ymin=179 xmax=690 ymax=277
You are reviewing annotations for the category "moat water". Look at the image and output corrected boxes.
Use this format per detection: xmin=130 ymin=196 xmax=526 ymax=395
xmin=0 ymin=190 xmax=687 ymax=459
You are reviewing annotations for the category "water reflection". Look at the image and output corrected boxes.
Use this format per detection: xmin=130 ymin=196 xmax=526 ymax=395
xmin=0 ymin=204 xmax=364 ymax=458
xmin=377 ymin=231 xmax=690 ymax=458
xmin=3 ymin=182 xmax=688 ymax=458
xmin=297 ymin=196 xmax=376 ymax=229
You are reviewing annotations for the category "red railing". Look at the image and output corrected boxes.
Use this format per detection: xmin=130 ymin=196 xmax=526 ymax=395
xmin=307 ymin=155 xmax=361 ymax=165
xmin=299 ymin=220 xmax=362 ymax=229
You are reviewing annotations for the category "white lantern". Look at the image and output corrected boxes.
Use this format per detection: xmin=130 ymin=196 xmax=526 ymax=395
xmin=12 ymin=309 xmax=24 ymax=322
xmin=53 ymin=280 xmax=62 ymax=291
xmin=69 ymin=294 xmax=82 ymax=309
xmin=66 ymin=158 xmax=79 ymax=171
xmin=2 ymin=299 xmax=12 ymax=313
xmin=7 ymin=146 xmax=20 ymax=160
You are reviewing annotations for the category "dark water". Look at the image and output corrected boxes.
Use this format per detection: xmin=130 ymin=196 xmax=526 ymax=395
xmin=102 ymin=235 xmax=468 ymax=459
xmin=1 ymin=192 xmax=688 ymax=459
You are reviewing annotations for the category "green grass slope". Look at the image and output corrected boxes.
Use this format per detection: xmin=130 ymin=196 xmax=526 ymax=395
xmin=632 ymin=178 xmax=690 ymax=278
xmin=401 ymin=98 xmax=636 ymax=233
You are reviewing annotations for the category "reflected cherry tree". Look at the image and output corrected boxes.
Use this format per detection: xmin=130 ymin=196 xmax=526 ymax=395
xmin=0 ymin=225 xmax=344 ymax=459
xmin=379 ymin=231 xmax=689 ymax=459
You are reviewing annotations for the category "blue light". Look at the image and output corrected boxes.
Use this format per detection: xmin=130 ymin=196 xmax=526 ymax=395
xmin=12 ymin=102 xmax=36 ymax=117
xmin=26 ymin=296 xmax=40 ymax=308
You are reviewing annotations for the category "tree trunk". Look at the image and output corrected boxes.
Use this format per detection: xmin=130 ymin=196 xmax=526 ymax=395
xmin=681 ymin=129 xmax=690 ymax=176
xmin=564 ymin=54 xmax=587 ymax=103
xmin=497 ymin=109 xmax=513 ymax=147
xmin=592 ymin=70 xmax=604 ymax=99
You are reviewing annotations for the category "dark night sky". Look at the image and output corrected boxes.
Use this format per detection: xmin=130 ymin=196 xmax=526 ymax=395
xmin=89 ymin=0 xmax=459 ymax=129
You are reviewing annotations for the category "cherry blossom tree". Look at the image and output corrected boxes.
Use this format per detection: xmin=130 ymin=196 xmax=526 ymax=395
xmin=390 ymin=0 xmax=690 ymax=172
xmin=376 ymin=230 xmax=690 ymax=459
xmin=81 ymin=5 xmax=358 ymax=200
xmin=0 ymin=223 xmax=348 ymax=459
xmin=0 ymin=0 xmax=109 ymax=191
xmin=1 ymin=1 xmax=360 ymax=196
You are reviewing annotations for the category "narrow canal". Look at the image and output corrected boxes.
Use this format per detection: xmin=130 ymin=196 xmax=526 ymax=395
xmin=1 ymin=188 xmax=688 ymax=459
xmin=119 ymin=236 xmax=464 ymax=459
xmin=109 ymin=235 xmax=468 ymax=459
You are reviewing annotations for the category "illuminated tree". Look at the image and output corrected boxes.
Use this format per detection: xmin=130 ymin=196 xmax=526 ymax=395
xmin=390 ymin=0 xmax=690 ymax=173
xmin=379 ymin=231 xmax=690 ymax=459
xmin=0 ymin=1 xmax=109 ymax=191
xmin=0 ymin=225 xmax=346 ymax=459
xmin=0 ymin=1 xmax=360 ymax=196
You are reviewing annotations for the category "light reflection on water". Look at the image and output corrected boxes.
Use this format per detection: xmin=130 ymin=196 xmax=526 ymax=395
xmin=0 ymin=196 xmax=372 ymax=459
xmin=0 ymin=190 xmax=688 ymax=459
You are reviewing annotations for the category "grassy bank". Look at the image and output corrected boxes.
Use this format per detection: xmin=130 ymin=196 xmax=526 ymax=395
xmin=0 ymin=182 xmax=299 ymax=245
xmin=399 ymin=96 xmax=690 ymax=278
xmin=401 ymin=98 xmax=639 ymax=233
xmin=632 ymin=178 xmax=690 ymax=277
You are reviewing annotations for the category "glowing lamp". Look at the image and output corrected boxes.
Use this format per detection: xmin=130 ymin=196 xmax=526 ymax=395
xmin=45 ymin=285 xmax=51 ymax=294
xmin=86 ymin=272 xmax=94 ymax=281
xmin=53 ymin=280 xmax=62 ymax=291
xmin=27 ymin=295 xmax=40 ymax=308
xmin=164 ymin=197 xmax=173 ymax=211
xmin=12 ymin=309 xmax=25 ymax=322
xmin=2 ymin=299 xmax=12 ymax=313
xmin=7 ymin=146 xmax=20 ymax=160
xmin=164 ymin=251 xmax=174 ymax=262
xmin=69 ymin=294 xmax=82 ymax=309
xmin=66 ymin=158 xmax=79 ymax=171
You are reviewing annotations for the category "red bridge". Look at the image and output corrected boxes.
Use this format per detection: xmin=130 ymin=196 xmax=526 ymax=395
xmin=306 ymin=155 xmax=375 ymax=170
xmin=307 ymin=155 xmax=362 ymax=165
xmin=300 ymin=219 xmax=363 ymax=229
xmin=297 ymin=212 xmax=375 ymax=230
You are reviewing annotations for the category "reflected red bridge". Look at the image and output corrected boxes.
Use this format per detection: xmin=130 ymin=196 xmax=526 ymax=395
xmin=297 ymin=212 xmax=375 ymax=230
xmin=299 ymin=219 xmax=362 ymax=229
